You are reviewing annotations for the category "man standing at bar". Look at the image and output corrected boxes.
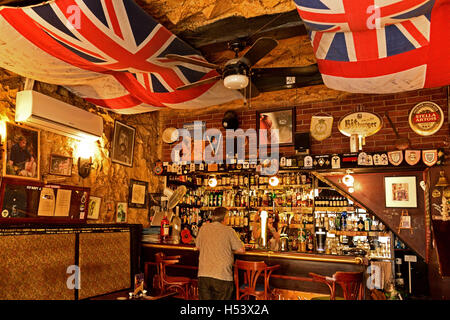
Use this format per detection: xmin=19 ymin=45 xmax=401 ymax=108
xmin=195 ymin=207 xmax=245 ymax=300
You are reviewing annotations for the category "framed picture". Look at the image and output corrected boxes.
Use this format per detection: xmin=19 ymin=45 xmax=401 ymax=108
xmin=111 ymin=121 xmax=135 ymax=167
xmin=3 ymin=122 xmax=40 ymax=180
xmin=128 ymin=179 xmax=148 ymax=208
xmin=49 ymin=154 xmax=73 ymax=176
xmin=257 ymin=107 xmax=295 ymax=146
xmin=116 ymin=202 xmax=127 ymax=223
xmin=384 ymin=176 xmax=417 ymax=208
xmin=87 ymin=196 xmax=102 ymax=220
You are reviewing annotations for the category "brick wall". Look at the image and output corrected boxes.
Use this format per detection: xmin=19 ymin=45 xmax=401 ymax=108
xmin=161 ymin=86 xmax=449 ymax=161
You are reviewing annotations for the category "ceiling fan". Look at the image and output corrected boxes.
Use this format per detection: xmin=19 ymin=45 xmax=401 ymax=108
xmin=166 ymin=37 xmax=323 ymax=99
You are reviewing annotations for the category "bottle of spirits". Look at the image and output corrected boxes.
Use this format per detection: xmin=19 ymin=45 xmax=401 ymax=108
xmin=357 ymin=216 xmax=365 ymax=231
xmin=306 ymin=231 xmax=314 ymax=252
xmin=160 ymin=213 xmax=170 ymax=242
xmin=364 ymin=215 xmax=372 ymax=232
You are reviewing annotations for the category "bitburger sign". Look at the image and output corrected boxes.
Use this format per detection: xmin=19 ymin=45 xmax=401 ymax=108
xmin=408 ymin=101 xmax=444 ymax=136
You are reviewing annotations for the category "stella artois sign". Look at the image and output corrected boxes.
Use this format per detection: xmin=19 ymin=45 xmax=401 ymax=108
xmin=310 ymin=115 xmax=333 ymax=141
xmin=405 ymin=150 xmax=421 ymax=166
xmin=408 ymin=101 xmax=444 ymax=136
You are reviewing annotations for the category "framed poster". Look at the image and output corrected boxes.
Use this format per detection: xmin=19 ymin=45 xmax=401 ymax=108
xmin=116 ymin=202 xmax=127 ymax=223
xmin=384 ymin=176 xmax=417 ymax=208
xmin=49 ymin=154 xmax=72 ymax=176
xmin=111 ymin=121 xmax=135 ymax=167
xmin=128 ymin=179 xmax=148 ymax=208
xmin=87 ymin=196 xmax=101 ymax=220
xmin=3 ymin=122 xmax=40 ymax=180
xmin=257 ymin=107 xmax=295 ymax=146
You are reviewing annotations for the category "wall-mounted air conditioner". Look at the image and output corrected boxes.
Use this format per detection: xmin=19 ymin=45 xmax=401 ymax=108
xmin=15 ymin=90 xmax=103 ymax=141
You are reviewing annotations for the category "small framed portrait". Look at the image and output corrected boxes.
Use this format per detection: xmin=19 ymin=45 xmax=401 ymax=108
xmin=256 ymin=107 xmax=295 ymax=147
xmin=116 ymin=202 xmax=127 ymax=223
xmin=3 ymin=122 xmax=40 ymax=180
xmin=87 ymin=196 xmax=102 ymax=220
xmin=49 ymin=154 xmax=73 ymax=176
xmin=111 ymin=121 xmax=135 ymax=167
xmin=384 ymin=176 xmax=417 ymax=208
xmin=128 ymin=179 xmax=148 ymax=209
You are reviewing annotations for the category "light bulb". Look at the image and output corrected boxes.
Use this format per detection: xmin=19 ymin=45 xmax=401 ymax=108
xmin=269 ymin=176 xmax=279 ymax=187
xmin=343 ymin=174 xmax=354 ymax=187
xmin=208 ymin=177 xmax=217 ymax=187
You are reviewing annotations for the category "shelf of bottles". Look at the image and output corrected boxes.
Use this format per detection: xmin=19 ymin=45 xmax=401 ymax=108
xmin=166 ymin=168 xmax=392 ymax=259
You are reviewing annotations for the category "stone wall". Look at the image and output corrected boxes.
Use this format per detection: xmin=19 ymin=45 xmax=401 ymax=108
xmin=0 ymin=68 xmax=163 ymax=227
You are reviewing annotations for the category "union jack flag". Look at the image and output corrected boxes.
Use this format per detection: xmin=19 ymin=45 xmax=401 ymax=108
xmin=294 ymin=0 xmax=450 ymax=93
xmin=0 ymin=0 xmax=240 ymax=114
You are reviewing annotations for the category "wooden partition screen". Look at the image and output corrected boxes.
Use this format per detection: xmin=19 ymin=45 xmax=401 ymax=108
xmin=0 ymin=224 xmax=141 ymax=300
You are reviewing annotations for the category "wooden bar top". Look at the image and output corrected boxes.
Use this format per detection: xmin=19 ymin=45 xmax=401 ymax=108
xmin=141 ymin=241 xmax=367 ymax=265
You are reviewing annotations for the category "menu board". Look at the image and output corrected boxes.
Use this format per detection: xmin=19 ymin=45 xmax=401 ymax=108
xmin=0 ymin=177 xmax=89 ymax=223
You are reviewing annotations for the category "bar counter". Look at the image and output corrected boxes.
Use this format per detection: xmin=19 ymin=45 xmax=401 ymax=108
xmin=141 ymin=239 xmax=368 ymax=296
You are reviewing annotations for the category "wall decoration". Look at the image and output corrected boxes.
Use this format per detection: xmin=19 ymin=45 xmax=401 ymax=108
xmin=116 ymin=202 xmax=127 ymax=223
xmin=338 ymin=111 xmax=383 ymax=151
xmin=387 ymin=151 xmax=403 ymax=166
xmin=257 ymin=107 xmax=295 ymax=146
xmin=408 ymin=101 xmax=444 ymax=136
xmin=3 ymin=122 xmax=40 ymax=180
xmin=128 ymin=179 xmax=148 ymax=209
xmin=384 ymin=176 xmax=417 ymax=208
xmin=404 ymin=150 xmax=421 ymax=166
xmin=422 ymin=149 xmax=438 ymax=166
xmin=111 ymin=121 xmax=135 ymax=167
xmin=310 ymin=115 xmax=333 ymax=141
xmin=398 ymin=210 xmax=413 ymax=234
xmin=338 ymin=111 xmax=383 ymax=137
xmin=49 ymin=154 xmax=72 ymax=176
xmin=87 ymin=196 xmax=101 ymax=220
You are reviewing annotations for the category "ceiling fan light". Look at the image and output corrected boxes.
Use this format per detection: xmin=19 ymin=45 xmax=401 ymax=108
xmin=223 ymin=74 xmax=249 ymax=89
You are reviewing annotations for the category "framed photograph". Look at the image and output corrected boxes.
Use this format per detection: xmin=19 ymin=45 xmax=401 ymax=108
xmin=3 ymin=122 xmax=40 ymax=180
xmin=87 ymin=196 xmax=102 ymax=220
xmin=128 ymin=179 xmax=148 ymax=208
xmin=111 ymin=121 xmax=135 ymax=167
xmin=257 ymin=107 xmax=295 ymax=146
xmin=384 ymin=176 xmax=417 ymax=208
xmin=49 ymin=154 xmax=73 ymax=176
xmin=116 ymin=202 xmax=127 ymax=223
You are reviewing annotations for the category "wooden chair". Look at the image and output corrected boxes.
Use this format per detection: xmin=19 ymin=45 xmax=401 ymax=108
xmin=309 ymin=271 xmax=364 ymax=300
xmin=234 ymin=260 xmax=280 ymax=300
xmin=148 ymin=252 xmax=192 ymax=299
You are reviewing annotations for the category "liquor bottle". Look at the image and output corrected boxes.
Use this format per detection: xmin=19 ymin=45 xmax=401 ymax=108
xmin=298 ymin=228 xmax=306 ymax=252
xmin=335 ymin=213 xmax=341 ymax=231
xmin=341 ymin=212 xmax=347 ymax=231
xmin=357 ymin=216 xmax=365 ymax=231
xmin=224 ymin=211 xmax=230 ymax=225
xmin=244 ymin=213 xmax=249 ymax=227
xmin=306 ymin=231 xmax=314 ymax=252
xmin=160 ymin=212 xmax=170 ymax=241
xmin=364 ymin=215 xmax=372 ymax=232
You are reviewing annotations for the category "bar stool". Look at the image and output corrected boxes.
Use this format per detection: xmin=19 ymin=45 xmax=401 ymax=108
xmin=234 ymin=260 xmax=280 ymax=300
xmin=309 ymin=271 xmax=364 ymax=300
xmin=149 ymin=252 xmax=192 ymax=299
